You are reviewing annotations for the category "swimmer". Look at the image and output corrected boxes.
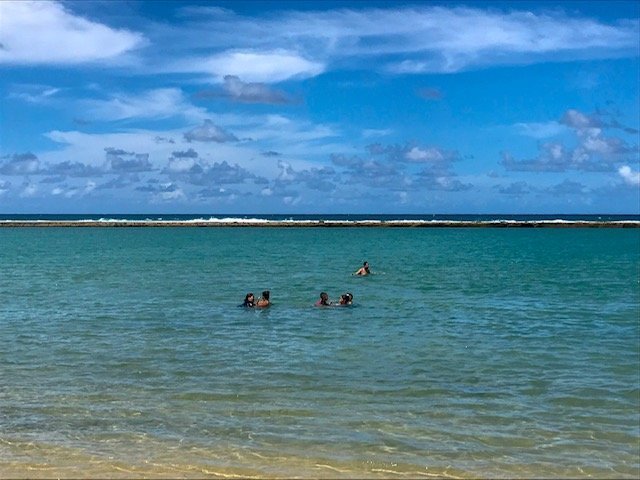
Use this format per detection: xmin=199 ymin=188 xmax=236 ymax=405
xmin=316 ymin=292 xmax=331 ymax=306
xmin=256 ymin=290 xmax=270 ymax=308
xmin=242 ymin=292 xmax=255 ymax=308
xmin=354 ymin=261 xmax=371 ymax=276
xmin=338 ymin=292 xmax=353 ymax=305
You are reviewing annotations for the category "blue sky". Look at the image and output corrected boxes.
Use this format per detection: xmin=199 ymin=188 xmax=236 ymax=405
xmin=1 ymin=0 xmax=638 ymax=214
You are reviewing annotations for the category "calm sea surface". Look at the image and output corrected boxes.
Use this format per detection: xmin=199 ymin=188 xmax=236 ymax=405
xmin=1 ymin=227 xmax=638 ymax=478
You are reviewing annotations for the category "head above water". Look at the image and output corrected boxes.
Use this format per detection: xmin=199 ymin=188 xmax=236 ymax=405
xmin=340 ymin=292 xmax=353 ymax=304
xmin=319 ymin=292 xmax=331 ymax=305
xmin=261 ymin=290 xmax=270 ymax=300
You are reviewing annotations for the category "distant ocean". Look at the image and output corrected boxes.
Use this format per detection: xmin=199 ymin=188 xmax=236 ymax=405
xmin=1 ymin=219 xmax=638 ymax=478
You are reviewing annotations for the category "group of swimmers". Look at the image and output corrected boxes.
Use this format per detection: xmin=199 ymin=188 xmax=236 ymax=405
xmin=240 ymin=261 xmax=371 ymax=308
xmin=241 ymin=291 xmax=270 ymax=308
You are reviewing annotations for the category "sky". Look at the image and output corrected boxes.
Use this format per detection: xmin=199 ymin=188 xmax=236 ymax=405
xmin=0 ymin=0 xmax=638 ymax=214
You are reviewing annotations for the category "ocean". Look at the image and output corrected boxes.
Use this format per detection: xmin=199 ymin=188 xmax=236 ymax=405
xmin=1 ymin=219 xmax=638 ymax=478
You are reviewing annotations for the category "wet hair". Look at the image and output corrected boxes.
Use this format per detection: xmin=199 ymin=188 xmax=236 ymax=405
xmin=340 ymin=292 xmax=353 ymax=305
xmin=243 ymin=293 xmax=254 ymax=307
xmin=261 ymin=290 xmax=270 ymax=300
xmin=319 ymin=292 xmax=329 ymax=305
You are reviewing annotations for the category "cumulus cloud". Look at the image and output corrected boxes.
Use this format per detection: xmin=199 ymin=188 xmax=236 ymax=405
xmin=501 ymin=143 xmax=568 ymax=172
xmin=105 ymin=148 xmax=154 ymax=173
xmin=184 ymin=120 xmax=238 ymax=143
xmin=96 ymin=174 xmax=142 ymax=191
xmin=136 ymin=182 xmax=185 ymax=202
xmin=0 ymin=179 xmax=11 ymax=195
xmin=332 ymin=153 xmax=407 ymax=189
xmin=261 ymin=151 xmax=281 ymax=157
xmin=162 ymin=149 xmax=199 ymax=174
xmin=272 ymin=160 xmax=337 ymax=192
xmin=0 ymin=153 xmax=40 ymax=175
xmin=154 ymin=136 xmax=176 ymax=144
xmin=331 ymin=142 xmax=470 ymax=191
xmin=0 ymin=1 xmax=145 ymax=65
xmin=172 ymin=148 xmax=199 ymax=159
xmin=405 ymin=146 xmax=456 ymax=163
xmin=45 ymin=160 xmax=103 ymax=178
xmin=503 ymin=109 xmax=637 ymax=173
xmin=366 ymin=143 xmax=463 ymax=166
xmin=197 ymin=75 xmax=295 ymax=104
xmin=496 ymin=181 xmax=532 ymax=195
xmin=546 ymin=179 xmax=590 ymax=196
xmin=197 ymin=186 xmax=244 ymax=200
xmin=514 ymin=121 xmax=568 ymax=139
xmin=49 ymin=181 xmax=96 ymax=198
xmin=163 ymin=156 xmax=260 ymax=188
xmin=20 ymin=181 xmax=37 ymax=198
xmin=619 ymin=165 xmax=640 ymax=186
xmin=417 ymin=174 xmax=473 ymax=192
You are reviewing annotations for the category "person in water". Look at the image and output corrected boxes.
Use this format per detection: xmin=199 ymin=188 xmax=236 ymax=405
xmin=339 ymin=292 xmax=353 ymax=305
xmin=316 ymin=292 xmax=331 ymax=306
xmin=354 ymin=261 xmax=371 ymax=276
xmin=256 ymin=290 xmax=270 ymax=308
xmin=242 ymin=292 xmax=255 ymax=307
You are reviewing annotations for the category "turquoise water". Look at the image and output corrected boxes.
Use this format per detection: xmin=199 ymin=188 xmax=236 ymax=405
xmin=1 ymin=227 xmax=638 ymax=478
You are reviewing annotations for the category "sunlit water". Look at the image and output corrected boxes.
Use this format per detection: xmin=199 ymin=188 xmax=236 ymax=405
xmin=1 ymin=227 xmax=638 ymax=478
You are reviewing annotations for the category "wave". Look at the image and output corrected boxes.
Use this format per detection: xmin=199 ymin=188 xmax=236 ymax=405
xmin=1 ymin=216 xmax=638 ymax=227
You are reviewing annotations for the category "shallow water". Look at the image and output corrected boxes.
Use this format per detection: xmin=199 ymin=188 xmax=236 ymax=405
xmin=1 ymin=227 xmax=638 ymax=478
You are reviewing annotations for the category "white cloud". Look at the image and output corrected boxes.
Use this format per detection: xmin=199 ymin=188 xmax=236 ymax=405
xmin=8 ymin=84 xmax=61 ymax=104
xmin=406 ymin=147 xmax=445 ymax=162
xmin=173 ymin=50 xmax=324 ymax=83
xmin=158 ymin=184 xmax=185 ymax=201
xmin=0 ymin=180 xmax=11 ymax=195
xmin=514 ymin=121 xmax=568 ymax=139
xmin=362 ymin=128 xmax=394 ymax=138
xmin=0 ymin=1 xmax=145 ymax=65
xmin=165 ymin=157 xmax=197 ymax=173
xmin=20 ymin=182 xmax=37 ymax=198
xmin=41 ymin=116 xmax=338 ymax=181
xmin=619 ymin=165 xmax=640 ymax=186
xmin=184 ymin=120 xmax=238 ymax=143
xmin=163 ymin=5 xmax=639 ymax=77
xmin=83 ymin=88 xmax=207 ymax=122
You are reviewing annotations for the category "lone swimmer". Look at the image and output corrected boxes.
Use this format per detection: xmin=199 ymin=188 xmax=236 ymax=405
xmin=353 ymin=261 xmax=371 ymax=276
